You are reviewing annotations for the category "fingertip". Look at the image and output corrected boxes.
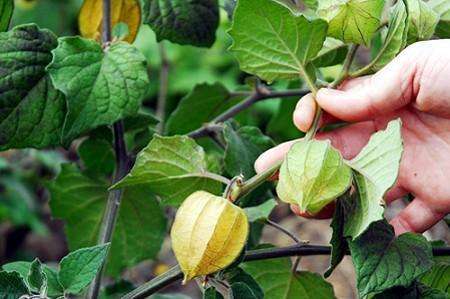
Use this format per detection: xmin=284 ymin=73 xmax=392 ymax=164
xmin=293 ymin=94 xmax=316 ymax=132
xmin=254 ymin=141 xmax=297 ymax=173
xmin=390 ymin=217 xmax=412 ymax=235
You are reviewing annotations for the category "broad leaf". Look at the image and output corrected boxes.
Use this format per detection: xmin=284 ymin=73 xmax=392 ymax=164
xmin=276 ymin=139 xmax=352 ymax=215
xmin=229 ymin=0 xmax=328 ymax=83
xmin=144 ymin=0 xmax=220 ymax=47
xmin=204 ymin=287 xmax=224 ymax=299
xmin=59 ymin=244 xmax=109 ymax=294
xmin=267 ymin=95 xmax=304 ymax=142
xmin=0 ymin=0 xmax=13 ymax=32
xmin=166 ymin=83 xmax=238 ymax=135
xmin=113 ymin=135 xmax=223 ymax=205
xmin=242 ymin=257 xmax=335 ymax=299
xmin=312 ymin=38 xmax=348 ymax=68
xmin=244 ymin=199 xmax=277 ymax=222
xmin=48 ymin=164 xmax=167 ymax=276
xmin=317 ymin=0 xmax=385 ymax=45
xmin=0 ymin=24 xmax=66 ymax=150
xmin=231 ymin=283 xmax=262 ymax=299
xmin=406 ymin=0 xmax=439 ymax=43
xmin=225 ymin=267 xmax=264 ymax=299
xmin=345 ymin=119 xmax=403 ymax=238
xmin=223 ymin=124 xmax=275 ymax=178
xmin=371 ymin=0 xmax=409 ymax=71
xmin=3 ymin=261 xmax=63 ymax=297
xmin=349 ymin=220 xmax=433 ymax=297
xmin=372 ymin=282 xmax=450 ymax=299
xmin=429 ymin=0 xmax=450 ymax=38
xmin=421 ymin=262 xmax=450 ymax=294
xmin=79 ymin=0 xmax=141 ymax=43
xmin=27 ymin=259 xmax=45 ymax=293
xmin=47 ymin=37 xmax=149 ymax=142
xmin=0 ymin=271 xmax=29 ymax=298
xmin=78 ymin=137 xmax=115 ymax=177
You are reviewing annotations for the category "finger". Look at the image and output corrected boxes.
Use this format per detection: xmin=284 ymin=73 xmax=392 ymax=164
xmin=293 ymin=94 xmax=316 ymax=132
xmin=316 ymin=121 xmax=377 ymax=159
xmin=254 ymin=140 xmax=297 ymax=173
xmin=385 ymin=186 xmax=408 ymax=203
xmin=390 ymin=197 xmax=445 ymax=235
xmin=316 ymin=49 xmax=418 ymax=122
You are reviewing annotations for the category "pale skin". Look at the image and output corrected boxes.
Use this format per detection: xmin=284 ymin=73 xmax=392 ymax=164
xmin=255 ymin=40 xmax=450 ymax=235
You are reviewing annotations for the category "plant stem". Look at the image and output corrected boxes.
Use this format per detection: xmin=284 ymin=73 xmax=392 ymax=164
xmin=188 ymin=88 xmax=308 ymax=139
xmin=121 ymin=245 xmax=450 ymax=299
xmin=156 ymin=42 xmax=169 ymax=134
xmin=330 ymin=44 xmax=358 ymax=88
xmin=86 ymin=1 xmax=129 ymax=298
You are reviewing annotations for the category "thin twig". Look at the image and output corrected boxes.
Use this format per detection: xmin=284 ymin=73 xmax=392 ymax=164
xmin=187 ymin=88 xmax=308 ymax=139
xmin=86 ymin=1 xmax=130 ymax=298
xmin=122 ymin=245 xmax=450 ymax=299
xmin=266 ymin=219 xmax=305 ymax=272
xmin=156 ymin=42 xmax=169 ymax=134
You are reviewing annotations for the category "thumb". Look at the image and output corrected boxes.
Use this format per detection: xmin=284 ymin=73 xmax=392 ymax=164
xmin=316 ymin=45 xmax=420 ymax=122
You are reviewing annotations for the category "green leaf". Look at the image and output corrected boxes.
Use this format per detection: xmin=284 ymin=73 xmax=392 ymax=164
xmin=112 ymin=22 xmax=130 ymax=40
xmin=317 ymin=0 xmax=385 ymax=45
xmin=47 ymin=37 xmax=149 ymax=143
xmin=225 ymin=267 xmax=264 ymax=299
xmin=144 ymin=0 xmax=220 ymax=47
xmin=204 ymin=287 xmax=224 ymax=299
xmin=166 ymin=83 xmax=237 ymax=135
xmin=405 ymin=0 xmax=439 ymax=43
xmin=421 ymin=263 xmax=450 ymax=294
xmin=0 ymin=271 xmax=29 ymax=299
xmin=324 ymin=197 xmax=348 ymax=278
xmin=345 ymin=119 xmax=403 ymax=239
xmin=242 ymin=257 xmax=335 ymax=299
xmin=0 ymin=0 xmax=13 ymax=32
xmin=276 ymin=139 xmax=352 ymax=215
xmin=112 ymin=135 xmax=223 ymax=206
xmin=78 ymin=137 xmax=115 ymax=177
xmin=27 ymin=259 xmax=45 ymax=293
xmin=59 ymin=244 xmax=109 ymax=294
xmin=371 ymin=0 xmax=409 ymax=71
xmin=0 ymin=24 xmax=66 ymax=150
xmin=312 ymin=38 xmax=348 ymax=68
xmin=349 ymin=220 xmax=433 ymax=297
xmin=223 ymin=124 xmax=275 ymax=178
xmin=123 ymin=108 xmax=159 ymax=132
xmin=244 ymin=199 xmax=277 ymax=222
xmin=150 ymin=294 xmax=192 ymax=299
xmin=48 ymin=164 xmax=167 ymax=276
xmin=99 ymin=280 xmax=135 ymax=299
xmin=429 ymin=0 xmax=450 ymax=38
xmin=372 ymin=282 xmax=450 ymax=299
xmin=229 ymin=0 xmax=328 ymax=83
xmin=267 ymin=94 xmax=305 ymax=143
xmin=2 ymin=262 xmax=63 ymax=297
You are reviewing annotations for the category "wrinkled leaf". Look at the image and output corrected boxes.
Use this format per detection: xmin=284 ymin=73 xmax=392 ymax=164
xmin=345 ymin=119 xmax=403 ymax=238
xmin=318 ymin=0 xmax=385 ymax=45
xmin=372 ymin=0 xmax=409 ymax=71
xmin=421 ymin=262 xmax=450 ymax=294
xmin=242 ymin=257 xmax=335 ymax=299
xmin=48 ymin=164 xmax=167 ymax=276
xmin=372 ymin=282 xmax=450 ymax=299
xmin=0 ymin=24 xmax=66 ymax=150
xmin=79 ymin=0 xmax=141 ymax=43
xmin=2 ymin=262 xmax=63 ymax=297
xmin=229 ymin=0 xmax=328 ymax=83
xmin=47 ymin=36 xmax=149 ymax=143
xmin=277 ymin=139 xmax=352 ymax=215
xmin=171 ymin=191 xmax=249 ymax=282
xmin=0 ymin=271 xmax=29 ymax=298
xmin=429 ymin=0 xmax=450 ymax=38
xmin=144 ymin=0 xmax=219 ymax=47
xmin=223 ymin=124 xmax=275 ymax=178
xmin=0 ymin=0 xmax=13 ymax=32
xmin=59 ymin=244 xmax=109 ymax=294
xmin=406 ymin=0 xmax=439 ymax=43
xmin=166 ymin=83 xmax=238 ymax=135
xmin=349 ymin=220 xmax=433 ymax=297
xmin=113 ymin=135 xmax=223 ymax=206
xmin=244 ymin=199 xmax=277 ymax=222
xmin=78 ymin=137 xmax=115 ymax=177
xmin=27 ymin=259 xmax=45 ymax=293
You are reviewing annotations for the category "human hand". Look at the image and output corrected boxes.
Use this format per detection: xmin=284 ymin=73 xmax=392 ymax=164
xmin=255 ymin=40 xmax=450 ymax=235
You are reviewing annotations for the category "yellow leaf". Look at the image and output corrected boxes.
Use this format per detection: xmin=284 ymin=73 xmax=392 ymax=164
xmin=171 ymin=191 xmax=249 ymax=283
xmin=78 ymin=0 xmax=141 ymax=43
